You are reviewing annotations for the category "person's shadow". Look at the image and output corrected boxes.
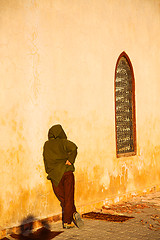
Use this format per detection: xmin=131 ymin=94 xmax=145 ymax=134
xmin=9 ymin=215 xmax=63 ymax=240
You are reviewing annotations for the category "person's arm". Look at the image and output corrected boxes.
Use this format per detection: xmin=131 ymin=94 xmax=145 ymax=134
xmin=66 ymin=148 xmax=77 ymax=165
xmin=64 ymin=140 xmax=78 ymax=164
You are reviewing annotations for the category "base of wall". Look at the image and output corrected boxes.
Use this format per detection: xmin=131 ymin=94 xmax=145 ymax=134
xmin=1 ymin=184 xmax=160 ymax=239
xmin=77 ymin=184 xmax=160 ymax=213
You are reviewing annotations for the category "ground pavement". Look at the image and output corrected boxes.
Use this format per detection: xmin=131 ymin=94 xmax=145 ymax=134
xmin=50 ymin=191 xmax=160 ymax=240
xmin=3 ymin=191 xmax=160 ymax=240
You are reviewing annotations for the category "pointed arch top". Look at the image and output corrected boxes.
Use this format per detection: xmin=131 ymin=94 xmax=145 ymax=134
xmin=115 ymin=51 xmax=135 ymax=84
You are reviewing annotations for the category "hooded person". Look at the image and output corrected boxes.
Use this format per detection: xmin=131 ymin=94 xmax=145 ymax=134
xmin=43 ymin=124 xmax=84 ymax=229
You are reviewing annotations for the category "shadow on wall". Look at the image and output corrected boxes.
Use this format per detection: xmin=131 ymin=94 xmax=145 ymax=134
xmin=9 ymin=215 xmax=63 ymax=240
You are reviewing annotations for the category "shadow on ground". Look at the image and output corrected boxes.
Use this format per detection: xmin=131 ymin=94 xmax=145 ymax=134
xmin=3 ymin=215 xmax=63 ymax=240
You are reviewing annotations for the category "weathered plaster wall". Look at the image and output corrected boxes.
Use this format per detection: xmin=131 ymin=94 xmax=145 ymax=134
xmin=0 ymin=0 xmax=160 ymax=229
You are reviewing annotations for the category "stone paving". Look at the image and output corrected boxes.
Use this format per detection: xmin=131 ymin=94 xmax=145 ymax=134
xmin=49 ymin=192 xmax=160 ymax=240
xmin=2 ymin=191 xmax=160 ymax=240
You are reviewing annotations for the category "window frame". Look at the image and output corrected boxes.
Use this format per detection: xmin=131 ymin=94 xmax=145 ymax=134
xmin=114 ymin=51 xmax=137 ymax=158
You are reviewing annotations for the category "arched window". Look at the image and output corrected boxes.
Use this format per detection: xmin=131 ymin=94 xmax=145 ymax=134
xmin=115 ymin=52 xmax=136 ymax=157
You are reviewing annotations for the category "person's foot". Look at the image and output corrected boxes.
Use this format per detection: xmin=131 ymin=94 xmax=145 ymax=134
xmin=73 ymin=212 xmax=84 ymax=228
xmin=63 ymin=222 xmax=75 ymax=229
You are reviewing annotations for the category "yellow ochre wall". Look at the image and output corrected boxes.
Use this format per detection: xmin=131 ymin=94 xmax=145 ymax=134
xmin=0 ymin=0 xmax=160 ymax=229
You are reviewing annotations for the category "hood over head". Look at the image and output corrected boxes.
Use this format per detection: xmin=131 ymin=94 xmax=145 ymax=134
xmin=48 ymin=124 xmax=67 ymax=140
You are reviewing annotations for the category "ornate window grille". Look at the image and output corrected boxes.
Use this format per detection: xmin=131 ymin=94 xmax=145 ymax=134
xmin=115 ymin=52 xmax=136 ymax=157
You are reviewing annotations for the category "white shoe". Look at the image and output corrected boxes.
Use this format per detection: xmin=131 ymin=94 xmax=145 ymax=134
xmin=63 ymin=222 xmax=75 ymax=229
xmin=73 ymin=212 xmax=84 ymax=228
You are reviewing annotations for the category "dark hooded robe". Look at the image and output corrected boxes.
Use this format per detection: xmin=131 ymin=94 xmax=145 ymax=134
xmin=43 ymin=124 xmax=77 ymax=187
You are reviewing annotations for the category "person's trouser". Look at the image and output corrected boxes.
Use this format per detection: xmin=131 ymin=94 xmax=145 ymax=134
xmin=51 ymin=171 xmax=76 ymax=224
